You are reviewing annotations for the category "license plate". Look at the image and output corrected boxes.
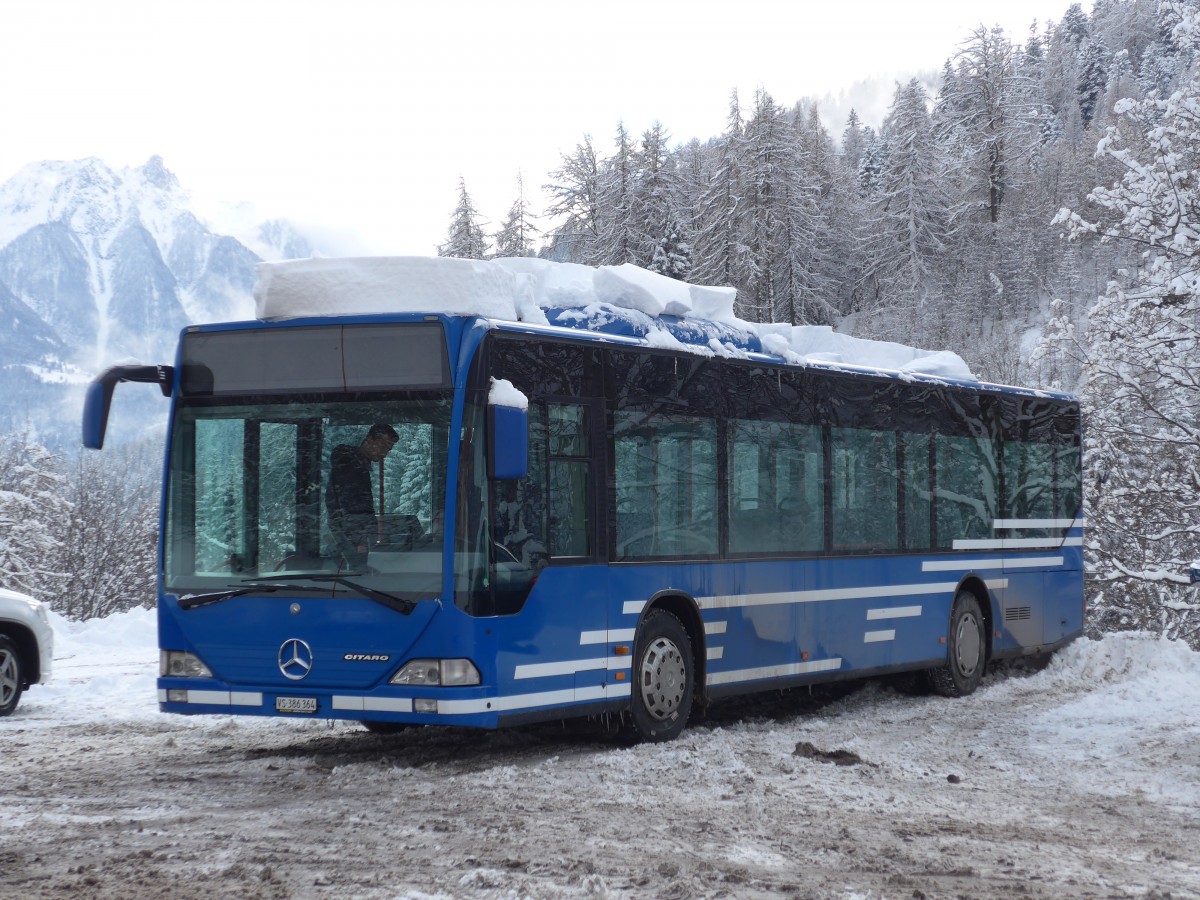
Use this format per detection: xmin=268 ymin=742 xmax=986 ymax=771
xmin=276 ymin=696 xmax=317 ymax=714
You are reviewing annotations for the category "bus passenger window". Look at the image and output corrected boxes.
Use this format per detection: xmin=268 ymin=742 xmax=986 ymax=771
xmin=548 ymin=403 xmax=592 ymax=557
xmin=615 ymin=412 xmax=717 ymax=559
xmin=831 ymin=427 xmax=898 ymax=552
xmin=1055 ymin=441 xmax=1081 ymax=520
xmin=728 ymin=419 xmax=823 ymax=555
xmin=1004 ymin=439 xmax=1055 ymax=535
xmin=934 ymin=433 xmax=997 ymax=547
xmin=902 ymin=432 xmax=932 ymax=550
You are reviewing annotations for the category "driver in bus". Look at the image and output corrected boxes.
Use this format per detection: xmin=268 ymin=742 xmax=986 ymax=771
xmin=325 ymin=423 xmax=399 ymax=569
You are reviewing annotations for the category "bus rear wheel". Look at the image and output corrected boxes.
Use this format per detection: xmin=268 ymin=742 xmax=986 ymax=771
xmin=625 ymin=610 xmax=694 ymax=743
xmin=928 ymin=592 xmax=986 ymax=698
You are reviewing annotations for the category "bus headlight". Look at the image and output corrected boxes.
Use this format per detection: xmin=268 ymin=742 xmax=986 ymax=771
xmin=160 ymin=650 xmax=212 ymax=678
xmin=390 ymin=658 xmax=480 ymax=686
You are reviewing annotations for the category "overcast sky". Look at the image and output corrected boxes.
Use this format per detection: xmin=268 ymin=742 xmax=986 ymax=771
xmin=1 ymin=0 xmax=1090 ymax=255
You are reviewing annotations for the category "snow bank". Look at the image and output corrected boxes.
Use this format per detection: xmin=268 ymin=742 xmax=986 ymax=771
xmin=254 ymin=256 xmax=975 ymax=381
xmin=31 ymin=607 xmax=160 ymax=724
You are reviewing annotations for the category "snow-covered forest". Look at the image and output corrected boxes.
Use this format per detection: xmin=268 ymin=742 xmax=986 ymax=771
xmin=438 ymin=0 xmax=1200 ymax=648
xmin=1 ymin=0 xmax=1197 ymax=651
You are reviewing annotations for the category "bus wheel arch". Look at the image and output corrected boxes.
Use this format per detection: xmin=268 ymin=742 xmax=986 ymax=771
xmin=624 ymin=593 xmax=703 ymax=742
xmin=928 ymin=578 xmax=991 ymax=698
xmin=641 ymin=591 xmax=707 ymax=708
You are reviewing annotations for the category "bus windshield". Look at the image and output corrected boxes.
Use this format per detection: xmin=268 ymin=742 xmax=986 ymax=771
xmin=165 ymin=395 xmax=452 ymax=600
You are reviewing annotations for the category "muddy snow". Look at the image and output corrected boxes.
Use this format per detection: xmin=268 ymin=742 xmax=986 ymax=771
xmin=2 ymin=609 xmax=1199 ymax=899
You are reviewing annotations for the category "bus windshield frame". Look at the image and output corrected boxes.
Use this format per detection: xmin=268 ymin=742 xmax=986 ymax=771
xmin=164 ymin=391 xmax=453 ymax=600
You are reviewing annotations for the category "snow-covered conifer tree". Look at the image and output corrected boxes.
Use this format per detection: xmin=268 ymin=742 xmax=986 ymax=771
xmin=439 ymin=177 xmax=488 ymax=260
xmin=493 ymin=172 xmax=540 ymax=259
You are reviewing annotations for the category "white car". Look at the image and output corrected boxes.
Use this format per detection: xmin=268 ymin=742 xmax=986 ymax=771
xmin=0 ymin=586 xmax=53 ymax=716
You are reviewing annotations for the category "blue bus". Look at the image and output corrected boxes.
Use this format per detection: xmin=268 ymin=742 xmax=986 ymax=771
xmin=83 ymin=259 xmax=1083 ymax=742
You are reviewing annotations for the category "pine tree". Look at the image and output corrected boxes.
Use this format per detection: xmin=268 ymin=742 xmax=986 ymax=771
xmin=493 ymin=172 xmax=540 ymax=259
xmin=739 ymin=89 xmax=794 ymax=321
xmin=840 ymin=109 xmax=867 ymax=176
xmin=631 ymin=121 xmax=683 ymax=272
xmin=1078 ymin=36 xmax=1110 ymax=127
xmin=439 ymin=177 xmax=488 ymax=260
xmin=860 ymin=79 xmax=951 ymax=337
xmin=690 ymin=91 xmax=749 ymax=290
xmin=590 ymin=123 xmax=639 ymax=266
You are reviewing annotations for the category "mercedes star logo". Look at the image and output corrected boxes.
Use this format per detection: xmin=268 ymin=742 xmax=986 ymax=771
xmin=278 ymin=638 xmax=314 ymax=681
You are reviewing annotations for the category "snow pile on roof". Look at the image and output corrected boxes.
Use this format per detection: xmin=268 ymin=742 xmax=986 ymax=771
xmin=255 ymin=256 xmax=975 ymax=381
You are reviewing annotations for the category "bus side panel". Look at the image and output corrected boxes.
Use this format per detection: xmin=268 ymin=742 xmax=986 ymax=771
xmin=995 ymin=572 xmax=1045 ymax=651
xmin=1043 ymin=569 xmax=1086 ymax=646
xmin=489 ymin=565 xmax=615 ymax=708
xmin=803 ymin=557 xmax=954 ymax=674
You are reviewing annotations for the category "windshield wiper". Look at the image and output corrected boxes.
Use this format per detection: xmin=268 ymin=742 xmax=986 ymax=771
xmin=246 ymin=573 xmax=418 ymax=615
xmin=177 ymin=582 xmax=336 ymax=611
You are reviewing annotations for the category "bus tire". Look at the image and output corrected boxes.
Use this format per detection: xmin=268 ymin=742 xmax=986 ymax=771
xmin=928 ymin=591 xmax=986 ymax=698
xmin=626 ymin=610 xmax=694 ymax=743
xmin=0 ymin=634 xmax=25 ymax=717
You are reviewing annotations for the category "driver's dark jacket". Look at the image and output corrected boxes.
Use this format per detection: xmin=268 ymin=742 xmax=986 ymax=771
xmin=326 ymin=445 xmax=375 ymax=551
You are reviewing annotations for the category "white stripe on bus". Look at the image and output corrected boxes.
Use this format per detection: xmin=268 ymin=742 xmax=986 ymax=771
xmin=953 ymin=537 xmax=1083 ymax=550
xmin=1002 ymin=517 xmax=1085 ymax=529
xmin=704 ymin=621 xmax=728 ymax=635
xmin=176 ymin=690 xmax=263 ymax=707
xmin=698 ymin=582 xmax=958 ymax=610
xmin=433 ymin=682 xmax=633 ymax=715
xmin=993 ymin=518 xmax=1083 ymax=530
xmin=515 ymin=657 xmax=632 ymax=680
xmin=707 ymin=646 xmax=724 ymax=660
xmin=579 ymin=628 xmax=636 ymax=645
xmin=332 ymin=696 xmax=413 ymax=713
xmin=707 ymin=658 xmax=842 ymax=686
xmin=867 ymin=606 xmax=922 ymax=620
xmin=864 ymin=630 xmax=896 ymax=643
xmin=923 ymin=556 xmax=1063 ymax=572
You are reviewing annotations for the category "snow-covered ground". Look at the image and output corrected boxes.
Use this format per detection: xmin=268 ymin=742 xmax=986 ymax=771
xmin=3 ymin=609 xmax=1200 ymax=899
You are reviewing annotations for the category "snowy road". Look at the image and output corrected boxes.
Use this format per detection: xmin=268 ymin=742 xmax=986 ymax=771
xmin=2 ymin=610 xmax=1199 ymax=899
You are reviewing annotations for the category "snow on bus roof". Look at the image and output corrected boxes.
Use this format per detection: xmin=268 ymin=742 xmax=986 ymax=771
xmin=254 ymin=256 xmax=976 ymax=382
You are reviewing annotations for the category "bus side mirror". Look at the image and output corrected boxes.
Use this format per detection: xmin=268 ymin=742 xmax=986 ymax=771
xmin=82 ymin=380 xmax=116 ymax=450
xmin=82 ymin=365 xmax=174 ymax=450
xmin=488 ymin=404 xmax=528 ymax=480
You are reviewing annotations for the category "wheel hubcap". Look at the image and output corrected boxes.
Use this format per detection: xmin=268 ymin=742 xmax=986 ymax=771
xmin=0 ymin=650 xmax=17 ymax=707
xmin=639 ymin=636 xmax=686 ymax=721
xmin=955 ymin=613 xmax=982 ymax=677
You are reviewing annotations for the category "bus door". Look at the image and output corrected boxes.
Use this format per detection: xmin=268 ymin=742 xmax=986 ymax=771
xmin=492 ymin=398 xmax=609 ymax=698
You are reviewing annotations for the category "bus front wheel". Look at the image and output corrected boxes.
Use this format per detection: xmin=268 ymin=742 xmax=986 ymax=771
xmin=625 ymin=610 xmax=694 ymax=743
xmin=928 ymin=592 xmax=986 ymax=698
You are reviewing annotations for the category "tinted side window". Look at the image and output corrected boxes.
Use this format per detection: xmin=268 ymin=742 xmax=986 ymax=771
xmin=935 ymin=433 xmax=998 ymax=547
xmin=902 ymin=432 xmax=933 ymax=550
xmin=728 ymin=419 xmax=824 ymax=554
xmin=831 ymin=427 xmax=898 ymax=552
xmin=614 ymin=412 xmax=717 ymax=559
xmin=548 ymin=404 xmax=592 ymax=557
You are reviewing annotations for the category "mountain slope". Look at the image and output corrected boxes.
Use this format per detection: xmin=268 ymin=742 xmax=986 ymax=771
xmin=0 ymin=155 xmax=316 ymax=445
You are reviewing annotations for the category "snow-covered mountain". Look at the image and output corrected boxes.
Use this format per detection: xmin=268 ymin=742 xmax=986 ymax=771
xmin=0 ymin=156 xmax=316 ymax=444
